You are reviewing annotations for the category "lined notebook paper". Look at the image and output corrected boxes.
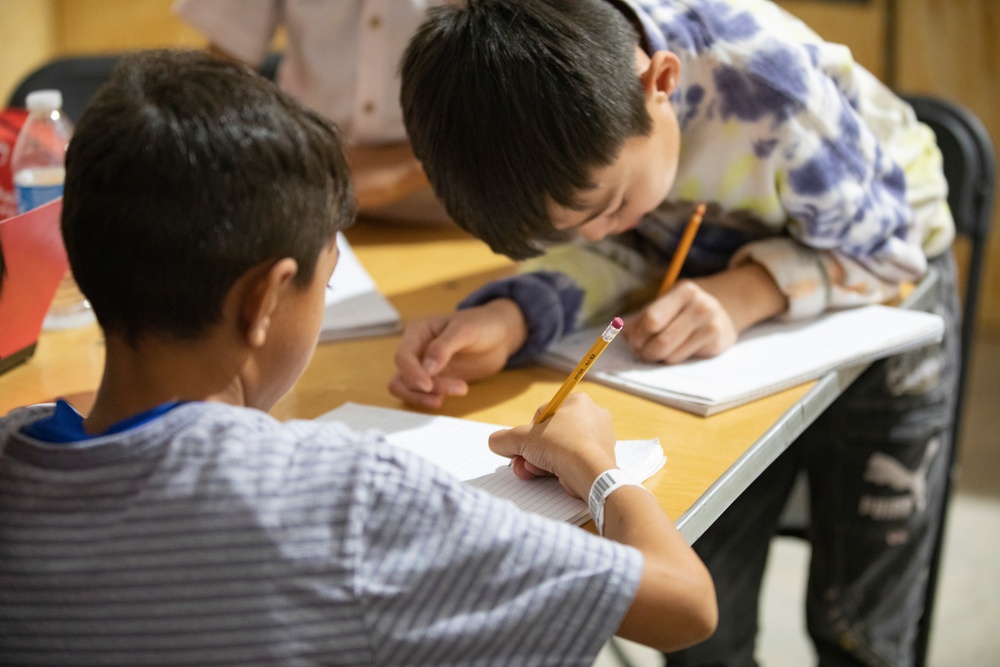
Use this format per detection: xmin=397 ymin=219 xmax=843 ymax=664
xmin=321 ymin=233 xmax=401 ymax=341
xmin=317 ymin=402 xmax=666 ymax=525
xmin=541 ymin=304 xmax=945 ymax=417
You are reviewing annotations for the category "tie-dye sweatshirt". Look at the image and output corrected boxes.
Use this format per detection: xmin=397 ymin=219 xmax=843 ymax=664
xmin=460 ymin=0 xmax=954 ymax=366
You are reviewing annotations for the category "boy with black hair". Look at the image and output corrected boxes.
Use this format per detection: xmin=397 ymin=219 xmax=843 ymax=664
xmin=390 ymin=1 xmax=960 ymax=665
xmin=0 ymin=49 xmax=717 ymax=665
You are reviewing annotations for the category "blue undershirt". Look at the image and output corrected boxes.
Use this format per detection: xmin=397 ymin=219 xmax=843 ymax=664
xmin=23 ymin=399 xmax=186 ymax=443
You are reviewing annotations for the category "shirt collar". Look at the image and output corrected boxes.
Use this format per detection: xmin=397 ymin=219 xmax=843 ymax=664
xmin=21 ymin=399 xmax=187 ymax=444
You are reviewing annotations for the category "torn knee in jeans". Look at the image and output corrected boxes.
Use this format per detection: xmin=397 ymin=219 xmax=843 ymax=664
xmin=857 ymin=437 xmax=941 ymax=542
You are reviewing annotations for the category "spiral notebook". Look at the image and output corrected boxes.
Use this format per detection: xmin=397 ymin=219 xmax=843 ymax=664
xmin=317 ymin=402 xmax=666 ymax=525
xmin=321 ymin=233 xmax=401 ymax=341
xmin=541 ymin=305 xmax=945 ymax=417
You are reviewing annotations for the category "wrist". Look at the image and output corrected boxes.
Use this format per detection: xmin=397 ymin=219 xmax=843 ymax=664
xmin=483 ymin=298 xmax=529 ymax=356
xmin=588 ymin=468 xmax=646 ymax=536
xmin=700 ymin=262 xmax=787 ymax=332
xmin=569 ymin=454 xmax=618 ymax=500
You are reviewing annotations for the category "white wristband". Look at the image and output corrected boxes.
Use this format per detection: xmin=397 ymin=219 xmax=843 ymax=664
xmin=588 ymin=468 xmax=644 ymax=536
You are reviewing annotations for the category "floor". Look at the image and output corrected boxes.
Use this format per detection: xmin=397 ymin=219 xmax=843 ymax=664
xmin=594 ymin=332 xmax=1000 ymax=667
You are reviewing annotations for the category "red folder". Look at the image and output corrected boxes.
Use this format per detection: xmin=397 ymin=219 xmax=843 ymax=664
xmin=0 ymin=198 xmax=69 ymax=374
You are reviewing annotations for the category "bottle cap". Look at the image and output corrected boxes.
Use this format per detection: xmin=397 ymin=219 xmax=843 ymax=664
xmin=25 ymin=89 xmax=63 ymax=112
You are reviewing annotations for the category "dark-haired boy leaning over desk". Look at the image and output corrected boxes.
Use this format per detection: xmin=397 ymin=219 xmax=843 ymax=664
xmin=0 ymin=49 xmax=716 ymax=665
xmin=389 ymin=1 xmax=960 ymax=665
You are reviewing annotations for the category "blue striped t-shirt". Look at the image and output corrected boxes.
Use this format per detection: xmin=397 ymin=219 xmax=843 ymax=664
xmin=0 ymin=401 xmax=642 ymax=666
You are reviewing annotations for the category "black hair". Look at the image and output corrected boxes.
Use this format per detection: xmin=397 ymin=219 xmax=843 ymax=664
xmin=62 ymin=49 xmax=355 ymax=343
xmin=401 ymin=0 xmax=650 ymax=260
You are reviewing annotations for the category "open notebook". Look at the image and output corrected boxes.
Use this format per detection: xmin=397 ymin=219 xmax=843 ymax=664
xmin=541 ymin=304 xmax=945 ymax=417
xmin=321 ymin=233 xmax=401 ymax=341
xmin=317 ymin=402 xmax=666 ymax=525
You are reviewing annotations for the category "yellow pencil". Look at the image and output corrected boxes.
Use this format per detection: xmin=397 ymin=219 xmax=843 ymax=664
xmin=534 ymin=317 xmax=624 ymax=424
xmin=657 ymin=202 xmax=706 ymax=298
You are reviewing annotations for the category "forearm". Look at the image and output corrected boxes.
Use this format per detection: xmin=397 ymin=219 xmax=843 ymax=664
xmin=696 ymin=261 xmax=787 ymax=332
xmin=732 ymin=238 xmax=924 ymax=320
xmin=491 ymin=398 xmax=716 ymax=650
xmin=483 ymin=298 xmax=529 ymax=359
xmin=603 ymin=488 xmax=717 ymax=651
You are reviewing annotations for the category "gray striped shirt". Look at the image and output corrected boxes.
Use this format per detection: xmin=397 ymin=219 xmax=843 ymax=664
xmin=0 ymin=402 xmax=642 ymax=666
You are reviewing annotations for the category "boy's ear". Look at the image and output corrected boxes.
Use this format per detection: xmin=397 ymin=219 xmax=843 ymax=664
xmin=642 ymin=50 xmax=682 ymax=98
xmin=237 ymin=258 xmax=299 ymax=348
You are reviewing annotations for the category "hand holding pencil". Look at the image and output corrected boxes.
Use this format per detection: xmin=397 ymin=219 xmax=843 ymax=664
xmin=622 ymin=202 xmax=743 ymax=364
xmin=491 ymin=391 xmax=619 ymax=493
xmin=506 ymin=317 xmax=623 ymax=478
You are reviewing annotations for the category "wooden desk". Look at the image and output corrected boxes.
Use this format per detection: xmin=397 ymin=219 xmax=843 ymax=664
xmin=0 ymin=219 xmax=902 ymax=543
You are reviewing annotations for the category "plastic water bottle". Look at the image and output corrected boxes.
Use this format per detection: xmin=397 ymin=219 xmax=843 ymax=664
xmin=11 ymin=89 xmax=94 ymax=329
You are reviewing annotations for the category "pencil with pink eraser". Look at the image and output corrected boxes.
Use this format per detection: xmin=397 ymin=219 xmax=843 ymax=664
xmin=534 ymin=317 xmax=624 ymax=424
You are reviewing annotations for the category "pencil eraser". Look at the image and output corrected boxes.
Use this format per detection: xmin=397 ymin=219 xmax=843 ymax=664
xmin=611 ymin=317 xmax=624 ymax=330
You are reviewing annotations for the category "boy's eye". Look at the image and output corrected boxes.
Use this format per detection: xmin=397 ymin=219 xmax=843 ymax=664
xmin=609 ymin=198 xmax=628 ymax=220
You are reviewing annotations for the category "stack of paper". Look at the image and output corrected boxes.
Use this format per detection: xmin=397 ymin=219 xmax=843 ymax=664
xmin=318 ymin=402 xmax=666 ymax=525
xmin=321 ymin=233 xmax=401 ymax=341
xmin=541 ymin=304 xmax=945 ymax=416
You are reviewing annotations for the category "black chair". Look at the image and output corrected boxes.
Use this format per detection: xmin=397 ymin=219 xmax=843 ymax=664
xmin=900 ymin=94 xmax=996 ymax=667
xmin=773 ymin=94 xmax=996 ymax=667
xmin=7 ymin=52 xmax=283 ymax=122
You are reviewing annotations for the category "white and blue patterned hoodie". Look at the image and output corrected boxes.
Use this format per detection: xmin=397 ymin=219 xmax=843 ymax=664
xmin=460 ymin=0 xmax=954 ymax=366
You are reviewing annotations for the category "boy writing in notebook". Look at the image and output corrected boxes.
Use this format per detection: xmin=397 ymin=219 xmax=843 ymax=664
xmin=389 ymin=1 xmax=959 ymax=664
xmin=0 ymin=49 xmax=716 ymax=664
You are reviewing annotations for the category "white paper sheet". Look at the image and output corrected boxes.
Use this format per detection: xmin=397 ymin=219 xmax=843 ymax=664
xmin=317 ymin=402 xmax=666 ymax=525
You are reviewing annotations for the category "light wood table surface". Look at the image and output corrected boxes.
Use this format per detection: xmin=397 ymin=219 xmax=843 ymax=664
xmin=0 ymin=218 xmax=855 ymax=542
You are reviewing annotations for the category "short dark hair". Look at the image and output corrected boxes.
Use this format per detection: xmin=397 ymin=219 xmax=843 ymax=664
xmin=62 ymin=49 xmax=355 ymax=343
xmin=401 ymin=0 xmax=650 ymax=260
